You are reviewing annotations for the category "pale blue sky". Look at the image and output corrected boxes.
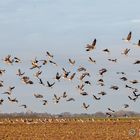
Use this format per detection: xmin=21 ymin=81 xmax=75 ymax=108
xmin=0 ymin=0 xmax=140 ymax=114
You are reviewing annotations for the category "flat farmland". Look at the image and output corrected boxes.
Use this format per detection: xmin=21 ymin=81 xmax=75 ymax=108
xmin=0 ymin=118 xmax=140 ymax=140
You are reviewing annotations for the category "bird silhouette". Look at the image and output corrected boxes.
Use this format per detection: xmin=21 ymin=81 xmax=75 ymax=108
xmin=122 ymin=31 xmax=132 ymax=42
xmin=86 ymin=39 xmax=96 ymax=51
xmin=8 ymin=97 xmax=18 ymax=103
xmin=93 ymin=95 xmax=101 ymax=100
xmin=46 ymin=81 xmax=55 ymax=88
xmin=34 ymin=94 xmax=43 ymax=98
xmin=68 ymin=59 xmax=75 ymax=65
xmin=82 ymin=102 xmax=90 ymax=110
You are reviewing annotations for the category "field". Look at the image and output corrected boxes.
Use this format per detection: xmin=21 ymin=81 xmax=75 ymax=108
xmin=0 ymin=118 xmax=140 ymax=140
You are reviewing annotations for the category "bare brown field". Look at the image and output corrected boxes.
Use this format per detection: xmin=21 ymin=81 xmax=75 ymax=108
xmin=0 ymin=118 xmax=140 ymax=140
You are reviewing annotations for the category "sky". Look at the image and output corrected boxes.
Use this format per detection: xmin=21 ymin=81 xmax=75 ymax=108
xmin=0 ymin=0 xmax=140 ymax=114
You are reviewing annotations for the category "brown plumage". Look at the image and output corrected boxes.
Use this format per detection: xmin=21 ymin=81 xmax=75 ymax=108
xmin=86 ymin=39 xmax=96 ymax=51
xmin=122 ymin=31 xmax=132 ymax=41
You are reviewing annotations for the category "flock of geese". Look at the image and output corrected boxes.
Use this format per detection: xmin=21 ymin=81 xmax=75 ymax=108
xmin=0 ymin=31 xmax=140 ymax=117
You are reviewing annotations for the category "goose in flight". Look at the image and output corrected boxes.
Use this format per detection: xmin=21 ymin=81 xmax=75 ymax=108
xmin=33 ymin=71 xmax=42 ymax=78
xmin=62 ymin=92 xmax=67 ymax=98
xmin=123 ymin=104 xmax=129 ymax=108
xmin=80 ymin=92 xmax=88 ymax=96
xmin=98 ymin=91 xmax=107 ymax=96
xmin=46 ymin=81 xmax=55 ymax=88
xmin=129 ymin=80 xmax=138 ymax=84
xmin=2 ymin=86 xmax=15 ymax=95
xmin=0 ymin=69 xmax=6 ymax=76
xmin=54 ymin=72 xmax=61 ymax=81
xmin=81 ymin=72 xmax=90 ymax=78
xmin=82 ymin=102 xmax=90 ymax=110
xmin=62 ymin=68 xmax=70 ymax=78
xmin=86 ymin=39 xmax=96 ymax=51
xmin=133 ymin=91 xmax=140 ymax=98
xmin=66 ymin=98 xmax=75 ymax=102
xmin=68 ymin=73 xmax=76 ymax=81
xmin=34 ymin=94 xmax=43 ymax=98
xmin=40 ymin=59 xmax=48 ymax=65
xmin=8 ymin=97 xmax=18 ymax=103
xmin=122 ymin=31 xmax=132 ymax=42
xmin=93 ymin=95 xmax=101 ymax=100
xmin=77 ymin=66 xmax=86 ymax=72
xmin=49 ymin=60 xmax=58 ymax=66
xmin=133 ymin=60 xmax=140 ymax=64
xmin=38 ymin=78 xmax=45 ymax=86
xmin=42 ymin=100 xmax=48 ymax=105
xmin=133 ymin=40 xmax=140 ymax=47
xmin=107 ymin=108 xmax=115 ymax=113
xmin=68 ymin=59 xmax=75 ymax=65
xmin=0 ymin=99 xmax=4 ymax=105
xmin=21 ymin=76 xmax=33 ymax=84
xmin=14 ymin=57 xmax=21 ymax=63
xmin=3 ymin=55 xmax=14 ymax=64
xmin=19 ymin=104 xmax=27 ymax=108
xmin=53 ymin=94 xmax=61 ymax=103
xmin=110 ymin=85 xmax=119 ymax=90
xmin=121 ymin=48 xmax=130 ymax=55
xmin=30 ymin=57 xmax=41 ymax=69
xmin=16 ymin=69 xmax=25 ymax=77
xmin=120 ymin=77 xmax=127 ymax=81
xmin=0 ymin=81 xmax=4 ymax=87
xmin=76 ymin=84 xmax=85 ymax=91
xmin=46 ymin=51 xmax=53 ymax=58
xmin=99 ymin=68 xmax=107 ymax=76
xmin=106 ymin=112 xmax=112 ymax=117
xmin=108 ymin=59 xmax=117 ymax=63
xmin=88 ymin=57 xmax=96 ymax=63
xmin=84 ymin=81 xmax=91 ymax=85
xmin=103 ymin=48 xmax=110 ymax=53
xmin=128 ymin=96 xmax=137 ymax=102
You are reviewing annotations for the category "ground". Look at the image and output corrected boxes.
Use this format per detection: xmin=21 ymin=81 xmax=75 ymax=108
xmin=0 ymin=118 xmax=140 ymax=140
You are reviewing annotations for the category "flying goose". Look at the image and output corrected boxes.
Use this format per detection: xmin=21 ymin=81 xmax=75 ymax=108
xmin=82 ymin=102 xmax=90 ymax=110
xmin=80 ymin=92 xmax=88 ymax=96
xmin=0 ymin=99 xmax=4 ymax=105
xmin=110 ymin=86 xmax=119 ymax=90
xmin=34 ymin=94 xmax=43 ymax=98
xmin=93 ymin=95 xmax=101 ymax=100
xmin=53 ymin=94 xmax=61 ymax=103
xmin=42 ymin=100 xmax=48 ymax=105
xmin=16 ymin=69 xmax=25 ymax=76
xmin=98 ymin=91 xmax=107 ymax=96
xmin=68 ymin=59 xmax=75 ymax=65
xmin=19 ymin=104 xmax=27 ymax=108
xmin=86 ymin=39 xmax=96 ymax=51
xmin=107 ymin=108 xmax=115 ymax=113
xmin=103 ymin=48 xmax=110 ymax=53
xmin=0 ymin=69 xmax=6 ymax=76
xmin=46 ymin=51 xmax=53 ymax=58
xmin=66 ymin=98 xmax=75 ymax=102
xmin=33 ymin=71 xmax=42 ymax=78
xmin=68 ymin=73 xmax=76 ymax=81
xmin=62 ymin=68 xmax=70 ymax=78
xmin=99 ymin=68 xmax=107 ymax=76
xmin=122 ymin=31 xmax=132 ymax=42
xmin=121 ymin=48 xmax=130 ymax=55
xmin=133 ymin=60 xmax=140 ymax=64
xmin=46 ymin=81 xmax=55 ymax=88
xmin=62 ymin=92 xmax=67 ymax=98
xmin=88 ymin=57 xmax=96 ymax=63
xmin=123 ymin=104 xmax=129 ymax=108
xmin=8 ymin=97 xmax=18 ymax=103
